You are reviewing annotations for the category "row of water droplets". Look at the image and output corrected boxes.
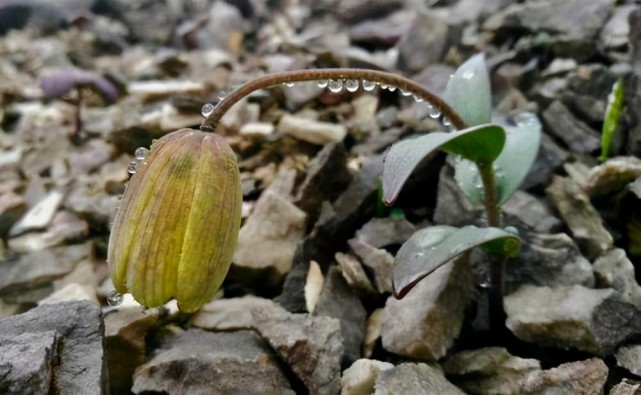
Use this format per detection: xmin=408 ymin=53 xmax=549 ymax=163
xmin=128 ymin=147 xmax=150 ymax=174
xmin=201 ymin=78 xmax=453 ymax=130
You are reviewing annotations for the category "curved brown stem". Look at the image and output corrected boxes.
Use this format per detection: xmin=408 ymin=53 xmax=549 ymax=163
xmin=200 ymin=68 xmax=466 ymax=132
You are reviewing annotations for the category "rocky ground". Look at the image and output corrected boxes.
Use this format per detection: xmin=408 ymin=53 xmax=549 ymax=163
xmin=0 ymin=0 xmax=641 ymax=394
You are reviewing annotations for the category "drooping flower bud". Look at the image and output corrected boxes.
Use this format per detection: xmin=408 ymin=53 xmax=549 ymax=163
xmin=108 ymin=128 xmax=242 ymax=313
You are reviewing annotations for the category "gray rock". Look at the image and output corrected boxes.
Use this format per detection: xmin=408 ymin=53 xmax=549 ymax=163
xmin=601 ymin=5 xmax=635 ymax=50
xmin=104 ymin=306 xmax=161 ymax=394
xmin=398 ymin=12 xmax=449 ymax=72
xmin=349 ymin=10 xmax=411 ymax=45
xmin=0 ymin=300 xmax=106 ymax=393
xmin=132 ymin=329 xmax=294 ymax=395
xmin=434 ymin=166 xmax=482 ymax=227
xmin=335 ymin=252 xmax=377 ymax=295
xmin=277 ymin=156 xmax=382 ymax=313
xmin=564 ymin=65 xmax=618 ymax=124
xmin=294 ymin=142 xmax=352 ymax=224
xmin=233 ymin=190 xmax=307 ymax=285
xmin=253 ymin=309 xmax=343 ymax=395
xmin=546 ymin=176 xmax=613 ymax=259
xmin=442 ymin=347 xmax=541 ymax=395
xmin=483 ymin=0 xmax=611 ymax=59
xmin=521 ymin=133 xmax=570 ymax=190
xmin=541 ymin=101 xmax=601 ymax=154
xmin=348 ymin=238 xmax=394 ymax=294
xmin=594 ymin=249 xmax=641 ymax=310
xmin=587 ymin=156 xmax=641 ymax=197
xmin=617 ymin=345 xmax=641 ymax=376
xmin=610 ymin=379 xmax=641 ymax=395
xmin=381 ymin=256 xmax=473 ymax=360
xmin=502 ymin=191 xmax=562 ymax=233
xmin=341 ymin=359 xmax=394 ymax=395
xmin=332 ymin=0 xmax=403 ymax=23
xmin=278 ymin=114 xmax=347 ymax=145
xmin=506 ymin=232 xmax=594 ymax=293
xmin=519 ymin=358 xmax=608 ymax=395
xmin=0 ymin=242 xmax=92 ymax=299
xmin=354 ymin=217 xmax=416 ymax=249
xmin=374 ymin=363 xmax=464 ymax=395
xmin=0 ymin=331 xmax=59 ymax=395
xmin=433 ymin=0 xmax=513 ymax=25
xmin=505 ymin=285 xmax=641 ymax=355
xmin=314 ymin=267 xmax=366 ymax=366
xmin=190 ymin=296 xmax=286 ymax=331
xmin=628 ymin=8 xmax=641 ymax=156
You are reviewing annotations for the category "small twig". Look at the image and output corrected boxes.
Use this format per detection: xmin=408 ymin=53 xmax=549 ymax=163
xmin=200 ymin=68 xmax=466 ymax=132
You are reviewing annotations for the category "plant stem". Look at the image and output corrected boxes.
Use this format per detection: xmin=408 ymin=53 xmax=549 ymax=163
xmin=200 ymin=68 xmax=466 ymax=132
xmin=477 ymin=161 xmax=506 ymax=331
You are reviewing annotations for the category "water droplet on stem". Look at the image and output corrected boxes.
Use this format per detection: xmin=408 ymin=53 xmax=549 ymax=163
xmin=328 ymin=79 xmax=344 ymax=93
xmin=345 ymin=79 xmax=359 ymax=92
xmin=201 ymin=103 xmax=215 ymax=117
xmin=362 ymin=80 xmax=376 ymax=91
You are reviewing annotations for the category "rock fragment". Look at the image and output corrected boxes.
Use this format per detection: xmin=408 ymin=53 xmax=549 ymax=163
xmin=381 ymin=257 xmax=473 ymax=360
xmin=546 ymin=176 xmax=613 ymax=259
xmin=374 ymin=363 xmax=464 ymax=395
xmin=233 ymin=190 xmax=307 ymax=285
xmin=505 ymin=285 xmax=641 ymax=355
xmin=132 ymin=329 xmax=294 ymax=394
xmin=541 ymin=101 xmax=601 ymax=153
xmin=0 ymin=300 xmax=106 ymax=393
xmin=253 ymin=309 xmax=343 ymax=395
xmin=442 ymin=347 xmax=541 ymax=394
xmin=617 ymin=345 xmax=641 ymax=377
xmin=341 ymin=359 xmax=393 ymax=395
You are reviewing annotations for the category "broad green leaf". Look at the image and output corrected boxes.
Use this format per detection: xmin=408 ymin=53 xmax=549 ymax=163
xmin=382 ymin=124 xmax=505 ymax=205
xmin=444 ymin=53 xmax=491 ymax=126
xmin=599 ymin=79 xmax=625 ymax=163
xmin=393 ymin=225 xmax=521 ymax=298
xmin=453 ymin=113 xmax=542 ymax=205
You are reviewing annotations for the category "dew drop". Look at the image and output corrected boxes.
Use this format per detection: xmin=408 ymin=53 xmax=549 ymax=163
xmin=380 ymin=83 xmax=388 ymax=90
xmin=201 ymin=103 xmax=215 ymax=117
xmin=513 ymin=112 xmax=538 ymax=127
xmin=413 ymin=95 xmax=424 ymax=103
xmin=328 ymin=79 xmax=344 ymax=93
xmin=282 ymin=82 xmax=295 ymax=87
xmin=462 ymin=70 xmax=475 ymax=79
xmin=216 ymin=90 xmax=228 ymax=101
xmin=135 ymin=147 xmax=149 ymax=160
xmin=318 ymin=80 xmax=329 ymax=88
xmin=107 ymin=292 xmax=123 ymax=306
xmin=504 ymin=226 xmax=519 ymax=236
xmin=362 ymin=80 xmax=376 ymax=91
xmin=427 ymin=104 xmax=441 ymax=119
xmin=415 ymin=252 xmax=424 ymax=258
xmin=127 ymin=161 xmax=137 ymax=174
xmin=400 ymin=89 xmax=412 ymax=96
xmin=345 ymin=79 xmax=359 ymax=92
xmin=387 ymin=86 xmax=396 ymax=92
xmin=430 ymin=246 xmax=436 ymax=251
xmin=442 ymin=117 xmax=451 ymax=127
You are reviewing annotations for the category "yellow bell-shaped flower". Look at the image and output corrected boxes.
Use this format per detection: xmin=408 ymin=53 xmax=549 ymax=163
xmin=108 ymin=128 xmax=242 ymax=313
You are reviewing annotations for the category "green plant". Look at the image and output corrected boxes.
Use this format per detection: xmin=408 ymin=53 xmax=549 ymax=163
xmin=382 ymin=54 xmax=541 ymax=327
xmin=109 ymin=57 xmax=540 ymax=314
xmin=599 ymin=78 xmax=625 ymax=163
